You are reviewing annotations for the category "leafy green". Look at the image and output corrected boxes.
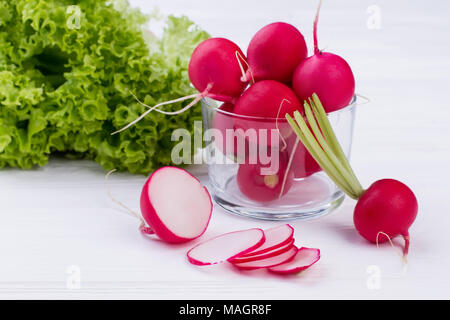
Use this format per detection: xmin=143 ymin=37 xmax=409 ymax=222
xmin=0 ymin=0 xmax=209 ymax=173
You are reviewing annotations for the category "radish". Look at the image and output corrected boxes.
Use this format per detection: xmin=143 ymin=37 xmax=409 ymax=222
xmin=233 ymin=80 xmax=302 ymax=149
xmin=292 ymin=1 xmax=355 ymax=113
xmin=140 ymin=167 xmax=213 ymax=244
xmin=236 ymin=149 xmax=294 ymax=202
xmin=189 ymin=38 xmax=248 ymax=99
xmin=237 ymin=224 xmax=294 ymax=256
xmin=212 ymin=102 xmax=250 ymax=161
xmin=244 ymin=22 xmax=307 ymax=83
xmin=286 ymin=94 xmax=418 ymax=259
xmin=112 ymin=38 xmax=248 ymax=134
xmin=230 ymin=238 xmax=294 ymax=263
xmin=234 ymin=80 xmax=301 ymax=119
xmin=231 ymin=246 xmax=298 ymax=270
xmin=285 ymin=134 xmax=321 ymax=178
xmin=187 ymin=228 xmax=265 ymax=266
xmin=268 ymin=247 xmax=320 ymax=275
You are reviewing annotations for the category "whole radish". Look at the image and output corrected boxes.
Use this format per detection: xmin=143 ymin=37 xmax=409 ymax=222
xmin=189 ymin=38 xmax=248 ymax=100
xmin=112 ymin=37 xmax=248 ymax=134
xmin=292 ymin=1 xmax=355 ymax=113
xmin=287 ymin=94 xmax=418 ymax=259
xmin=244 ymin=22 xmax=307 ymax=83
xmin=234 ymin=80 xmax=301 ymax=118
xmin=233 ymin=80 xmax=302 ymax=149
xmin=354 ymin=179 xmax=417 ymax=255
xmin=237 ymin=149 xmax=294 ymax=202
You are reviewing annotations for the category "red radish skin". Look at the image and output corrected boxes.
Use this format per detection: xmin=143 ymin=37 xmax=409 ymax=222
xmin=187 ymin=228 xmax=266 ymax=266
xmin=189 ymin=38 xmax=248 ymax=101
xmin=233 ymin=80 xmax=302 ymax=149
xmin=236 ymin=149 xmax=294 ymax=202
xmin=140 ymin=167 xmax=212 ymax=244
xmin=285 ymin=134 xmax=321 ymax=178
xmin=231 ymin=246 xmax=298 ymax=270
xmin=268 ymin=247 xmax=320 ymax=275
xmin=212 ymin=102 xmax=250 ymax=161
xmin=230 ymin=238 xmax=294 ymax=263
xmin=245 ymin=22 xmax=307 ymax=83
xmin=236 ymin=224 xmax=294 ymax=257
xmin=234 ymin=80 xmax=302 ymax=119
xmin=353 ymin=179 xmax=418 ymax=256
xmin=292 ymin=2 xmax=355 ymax=112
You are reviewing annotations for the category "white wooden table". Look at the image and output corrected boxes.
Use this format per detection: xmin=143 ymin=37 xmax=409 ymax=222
xmin=1 ymin=0 xmax=449 ymax=299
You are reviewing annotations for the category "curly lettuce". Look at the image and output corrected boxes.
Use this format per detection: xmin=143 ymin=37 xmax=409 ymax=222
xmin=0 ymin=0 xmax=209 ymax=173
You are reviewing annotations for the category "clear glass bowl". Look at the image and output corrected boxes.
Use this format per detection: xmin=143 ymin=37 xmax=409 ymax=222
xmin=201 ymin=96 xmax=357 ymax=220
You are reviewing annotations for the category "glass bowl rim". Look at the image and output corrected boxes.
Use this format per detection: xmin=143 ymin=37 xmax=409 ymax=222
xmin=202 ymin=95 xmax=357 ymax=120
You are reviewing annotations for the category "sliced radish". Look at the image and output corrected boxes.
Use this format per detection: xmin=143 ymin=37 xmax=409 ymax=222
xmin=234 ymin=224 xmax=294 ymax=258
xmin=187 ymin=228 xmax=265 ymax=266
xmin=231 ymin=246 xmax=298 ymax=270
xmin=140 ymin=166 xmax=212 ymax=244
xmin=230 ymin=238 xmax=295 ymax=263
xmin=268 ymin=247 xmax=320 ymax=275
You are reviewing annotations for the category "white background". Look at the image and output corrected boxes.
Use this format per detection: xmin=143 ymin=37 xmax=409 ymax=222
xmin=0 ymin=0 xmax=449 ymax=299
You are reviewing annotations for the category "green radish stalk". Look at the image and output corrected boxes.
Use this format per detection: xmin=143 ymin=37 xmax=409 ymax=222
xmin=286 ymin=94 xmax=418 ymax=261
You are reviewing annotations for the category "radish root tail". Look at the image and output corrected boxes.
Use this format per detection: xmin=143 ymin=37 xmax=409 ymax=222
xmin=105 ymin=169 xmax=154 ymax=234
xmin=376 ymin=231 xmax=407 ymax=264
xmin=235 ymin=50 xmax=254 ymax=84
xmin=313 ymin=0 xmax=323 ymax=54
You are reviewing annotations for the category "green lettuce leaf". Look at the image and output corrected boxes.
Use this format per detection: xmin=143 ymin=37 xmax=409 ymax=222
xmin=0 ymin=0 xmax=209 ymax=174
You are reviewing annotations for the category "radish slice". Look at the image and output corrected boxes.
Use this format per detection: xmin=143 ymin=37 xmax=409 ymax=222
xmin=235 ymin=224 xmax=294 ymax=258
xmin=268 ymin=247 xmax=321 ymax=275
xmin=230 ymin=238 xmax=294 ymax=263
xmin=140 ymin=167 xmax=212 ymax=244
xmin=231 ymin=246 xmax=298 ymax=270
xmin=187 ymin=229 xmax=265 ymax=266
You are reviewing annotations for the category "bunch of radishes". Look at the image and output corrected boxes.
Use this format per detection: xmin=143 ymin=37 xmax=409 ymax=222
xmin=189 ymin=2 xmax=355 ymax=202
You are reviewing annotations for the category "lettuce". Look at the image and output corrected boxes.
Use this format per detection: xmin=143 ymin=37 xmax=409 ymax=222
xmin=0 ymin=0 xmax=209 ymax=173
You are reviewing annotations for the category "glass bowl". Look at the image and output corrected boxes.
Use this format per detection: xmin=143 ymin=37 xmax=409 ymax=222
xmin=201 ymin=96 xmax=357 ymax=220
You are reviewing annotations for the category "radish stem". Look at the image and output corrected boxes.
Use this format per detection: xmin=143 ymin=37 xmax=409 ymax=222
xmin=286 ymin=113 xmax=357 ymax=199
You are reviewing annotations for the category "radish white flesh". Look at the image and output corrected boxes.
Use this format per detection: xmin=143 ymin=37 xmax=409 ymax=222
xmin=268 ymin=247 xmax=320 ymax=275
xmin=187 ymin=229 xmax=265 ymax=266
xmin=231 ymin=246 xmax=298 ymax=270
xmin=230 ymin=238 xmax=294 ymax=263
xmin=140 ymin=167 xmax=212 ymax=244
xmin=235 ymin=224 xmax=294 ymax=258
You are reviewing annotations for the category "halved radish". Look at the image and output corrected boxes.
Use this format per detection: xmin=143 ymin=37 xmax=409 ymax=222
xmin=140 ymin=167 xmax=212 ymax=244
xmin=187 ymin=228 xmax=265 ymax=266
xmin=231 ymin=246 xmax=298 ymax=270
xmin=230 ymin=238 xmax=295 ymax=263
xmin=234 ymin=224 xmax=294 ymax=258
xmin=268 ymin=247 xmax=320 ymax=275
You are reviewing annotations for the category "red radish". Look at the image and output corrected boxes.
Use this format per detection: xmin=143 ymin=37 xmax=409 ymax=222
xmin=244 ymin=22 xmax=307 ymax=83
xmin=112 ymin=38 xmax=247 ymax=134
xmin=231 ymin=246 xmax=298 ymax=270
xmin=230 ymin=238 xmax=294 ymax=263
xmin=140 ymin=167 xmax=212 ymax=244
xmin=234 ymin=80 xmax=301 ymax=119
xmin=353 ymin=179 xmax=418 ymax=256
xmin=187 ymin=228 xmax=265 ymax=266
xmin=233 ymin=80 xmax=302 ymax=149
xmin=236 ymin=149 xmax=294 ymax=202
xmin=292 ymin=1 xmax=355 ymax=113
xmin=285 ymin=134 xmax=321 ymax=178
xmin=287 ymin=94 xmax=418 ymax=259
xmin=212 ymin=102 xmax=250 ymax=161
xmin=268 ymin=247 xmax=320 ymax=275
xmin=189 ymin=38 xmax=248 ymax=100
xmin=236 ymin=224 xmax=294 ymax=257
